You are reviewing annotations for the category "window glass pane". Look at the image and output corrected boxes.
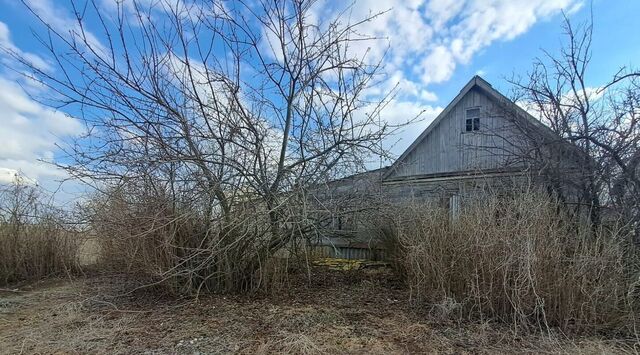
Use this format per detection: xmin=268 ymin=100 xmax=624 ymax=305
xmin=473 ymin=117 xmax=480 ymax=130
xmin=465 ymin=119 xmax=473 ymax=132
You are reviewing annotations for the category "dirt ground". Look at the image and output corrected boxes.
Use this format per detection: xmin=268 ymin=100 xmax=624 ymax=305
xmin=0 ymin=268 xmax=636 ymax=354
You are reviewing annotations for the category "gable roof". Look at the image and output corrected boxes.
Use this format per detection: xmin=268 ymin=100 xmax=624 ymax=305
xmin=382 ymin=75 xmax=577 ymax=180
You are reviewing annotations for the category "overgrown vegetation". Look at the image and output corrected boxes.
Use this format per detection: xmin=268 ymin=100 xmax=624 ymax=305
xmin=6 ymin=0 xmax=405 ymax=294
xmin=0 ymin=1 xmax=638 ymax=347
xmin=508 ymin=15 xmax=640 ymax=239
xmin=89 ymin=186 xmax=297 ymax=295
xmin=383 ymin=189 xmax=640 ymax=334
xmin=0 ymin=182 xmax=80 ymax=286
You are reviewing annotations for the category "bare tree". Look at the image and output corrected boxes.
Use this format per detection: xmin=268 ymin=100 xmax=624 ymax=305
xmin=4 ymin=0 xmax=407 ymax=292
xmin=507 ymin=14 xmax=640 ymax=237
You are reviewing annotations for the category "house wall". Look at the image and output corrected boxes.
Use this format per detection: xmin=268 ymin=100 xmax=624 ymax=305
xmin=387 ymin=87 xmax=528 ymax=179
xmin=310 ymin=78 xmax=588 ymax=260
xmin=382 ymin=174 xmax=530 ymax=204
xmin=313 ymin=169 xmax=533 ymax=252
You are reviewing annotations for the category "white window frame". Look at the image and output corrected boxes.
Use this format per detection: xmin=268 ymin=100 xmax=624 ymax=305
xmin=465 ymin=107 xmax=481 ymax=132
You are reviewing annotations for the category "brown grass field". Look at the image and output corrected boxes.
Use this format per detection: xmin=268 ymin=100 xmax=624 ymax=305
xmin=0 ymin=267 xmax=636 ymax=354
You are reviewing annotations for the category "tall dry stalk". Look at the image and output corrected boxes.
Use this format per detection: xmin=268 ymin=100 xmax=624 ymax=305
xmin=384 ymin=190 xmax=639 ymax=334
xmin=0 ymin=182 xmax=80 ymax=285
xmin=89 ymin=187 xmax=294 ymax=295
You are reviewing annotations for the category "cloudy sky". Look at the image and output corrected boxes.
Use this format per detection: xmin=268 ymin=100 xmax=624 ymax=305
xmin=0 ymin=0 xmax=639 ymax=199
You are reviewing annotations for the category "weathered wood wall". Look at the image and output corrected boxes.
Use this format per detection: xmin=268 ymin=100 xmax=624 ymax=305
xmin=387 ymin=87 xmax=527 ymax=179
xmin=309 ymin=78 xmax=587 ymax=259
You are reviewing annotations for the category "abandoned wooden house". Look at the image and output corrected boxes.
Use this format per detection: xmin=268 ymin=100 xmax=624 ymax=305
xmin=314 ymin=75 xmax=585 ymax=260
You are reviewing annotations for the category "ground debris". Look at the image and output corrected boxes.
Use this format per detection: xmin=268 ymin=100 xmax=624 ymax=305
xmin=313 ymin=257 xmax=390 ymax=270
xmin=0 ymin=269 xmax=635 ymax=354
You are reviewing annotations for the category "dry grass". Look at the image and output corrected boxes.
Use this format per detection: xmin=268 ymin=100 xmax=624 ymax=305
xmin=0 ymin=268 xmax=635 ymax=354
xmin=0 ymin=183 xmax=80 ymax=286
xmin=0 ymin=223 xmax=80 ymax=286
xmin=385 ymin=190 xmax=640 ymax=335
xmin=2 ymin=182 xmax=639 ymax=352
xmin=89 ymin=190 xmax=294 ymax=295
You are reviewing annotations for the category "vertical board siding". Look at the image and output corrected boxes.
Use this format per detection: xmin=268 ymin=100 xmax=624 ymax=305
xmin=390 ymin=88 xmax=523 ymax=179
xmin=311 ymin=78 xmax=585 ymax=261
xmin=314 ymin=245 xmax=388 ymax=261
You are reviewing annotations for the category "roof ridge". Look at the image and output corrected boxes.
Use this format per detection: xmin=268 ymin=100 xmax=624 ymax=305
xmin=381 ymin=75 xmax=579 ymax=181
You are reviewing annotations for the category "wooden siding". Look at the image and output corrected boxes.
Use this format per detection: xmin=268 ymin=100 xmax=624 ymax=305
xmin=381 ymin=173 xmax=531 ymax=204
xmin=387 ymin=87 xmax=525 ymax=179
xmin=308 ymin=76 xmax=587 ymax=259
xmin=313 ymin=245 xmax=387 ymax=261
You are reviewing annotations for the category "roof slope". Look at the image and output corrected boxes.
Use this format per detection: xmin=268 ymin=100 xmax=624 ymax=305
xmin=382 ymin=75 xmax=579 ymax=180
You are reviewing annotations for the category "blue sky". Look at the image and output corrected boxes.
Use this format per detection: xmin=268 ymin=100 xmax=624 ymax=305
xmin=0 ymin=0 xmax=638 ymax=199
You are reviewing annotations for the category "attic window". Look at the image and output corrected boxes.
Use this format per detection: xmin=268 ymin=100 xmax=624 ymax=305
xmin=465 ymin=108 xmax=480 ymax=132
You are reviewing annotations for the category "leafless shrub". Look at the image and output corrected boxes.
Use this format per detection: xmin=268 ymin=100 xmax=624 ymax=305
xmin=0 ymin=182 xmax=80 ymax=285
xmin=88 ymin=185 xmax=296 ymax=295
xmin=508 ymin=15 xmax=640 ymax=237
xmin=384 ymin=189 xmax=639 ymax=334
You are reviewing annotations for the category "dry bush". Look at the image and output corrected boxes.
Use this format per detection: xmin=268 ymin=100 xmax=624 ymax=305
xmin=0 ymin=183 xmax=80 ymax=286
xmin=89 ymin=189 xmax=297 ymax=295
xmin=382 ymin=189 xmax=640 ymax=334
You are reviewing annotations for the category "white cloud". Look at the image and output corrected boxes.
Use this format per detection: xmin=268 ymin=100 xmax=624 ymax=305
xmin=23 ymin=0 xmax=107 ymax=56
xmin=0 ymin=76 xmax=84 ymax=185
xmin=0 ymin=21 xmax=81 ymax=182
xmin=420 ymin=90 xmax=438 ymax=102
xmin=309 ymin=0 xmax=580 ymax=90
xmin=426 ymin=0 xmax=466 ymax=31
xmin=422 ymin=0 xmax=580 ymax=84
xmin=0 ymin=168 xmax=20 ymax=184
xmin=301 ymin=0 xmax=580 ymax=154
xmin=420 ymin=45 xmax=456 ymax=84
xmin=1 ymin=0 xmax=582 ymax=186
xmin=0 ymin=167 xmax=39 ymax=185
xmin=379 ymin=100 xmax=444 ymax=155
xmin=518 ymin=86 xmax=606 ymax=124
xmin=426 ymin=0 xmax=580 ymax=84
xmin=565 ymin=86 xmax=605 ymax=104
xmin=0 ymin=21 xmax=51 ymax=71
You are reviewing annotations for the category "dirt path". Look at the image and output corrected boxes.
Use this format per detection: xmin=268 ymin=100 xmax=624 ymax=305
xmin=0 ymin=270 xmax=634 ymax=354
